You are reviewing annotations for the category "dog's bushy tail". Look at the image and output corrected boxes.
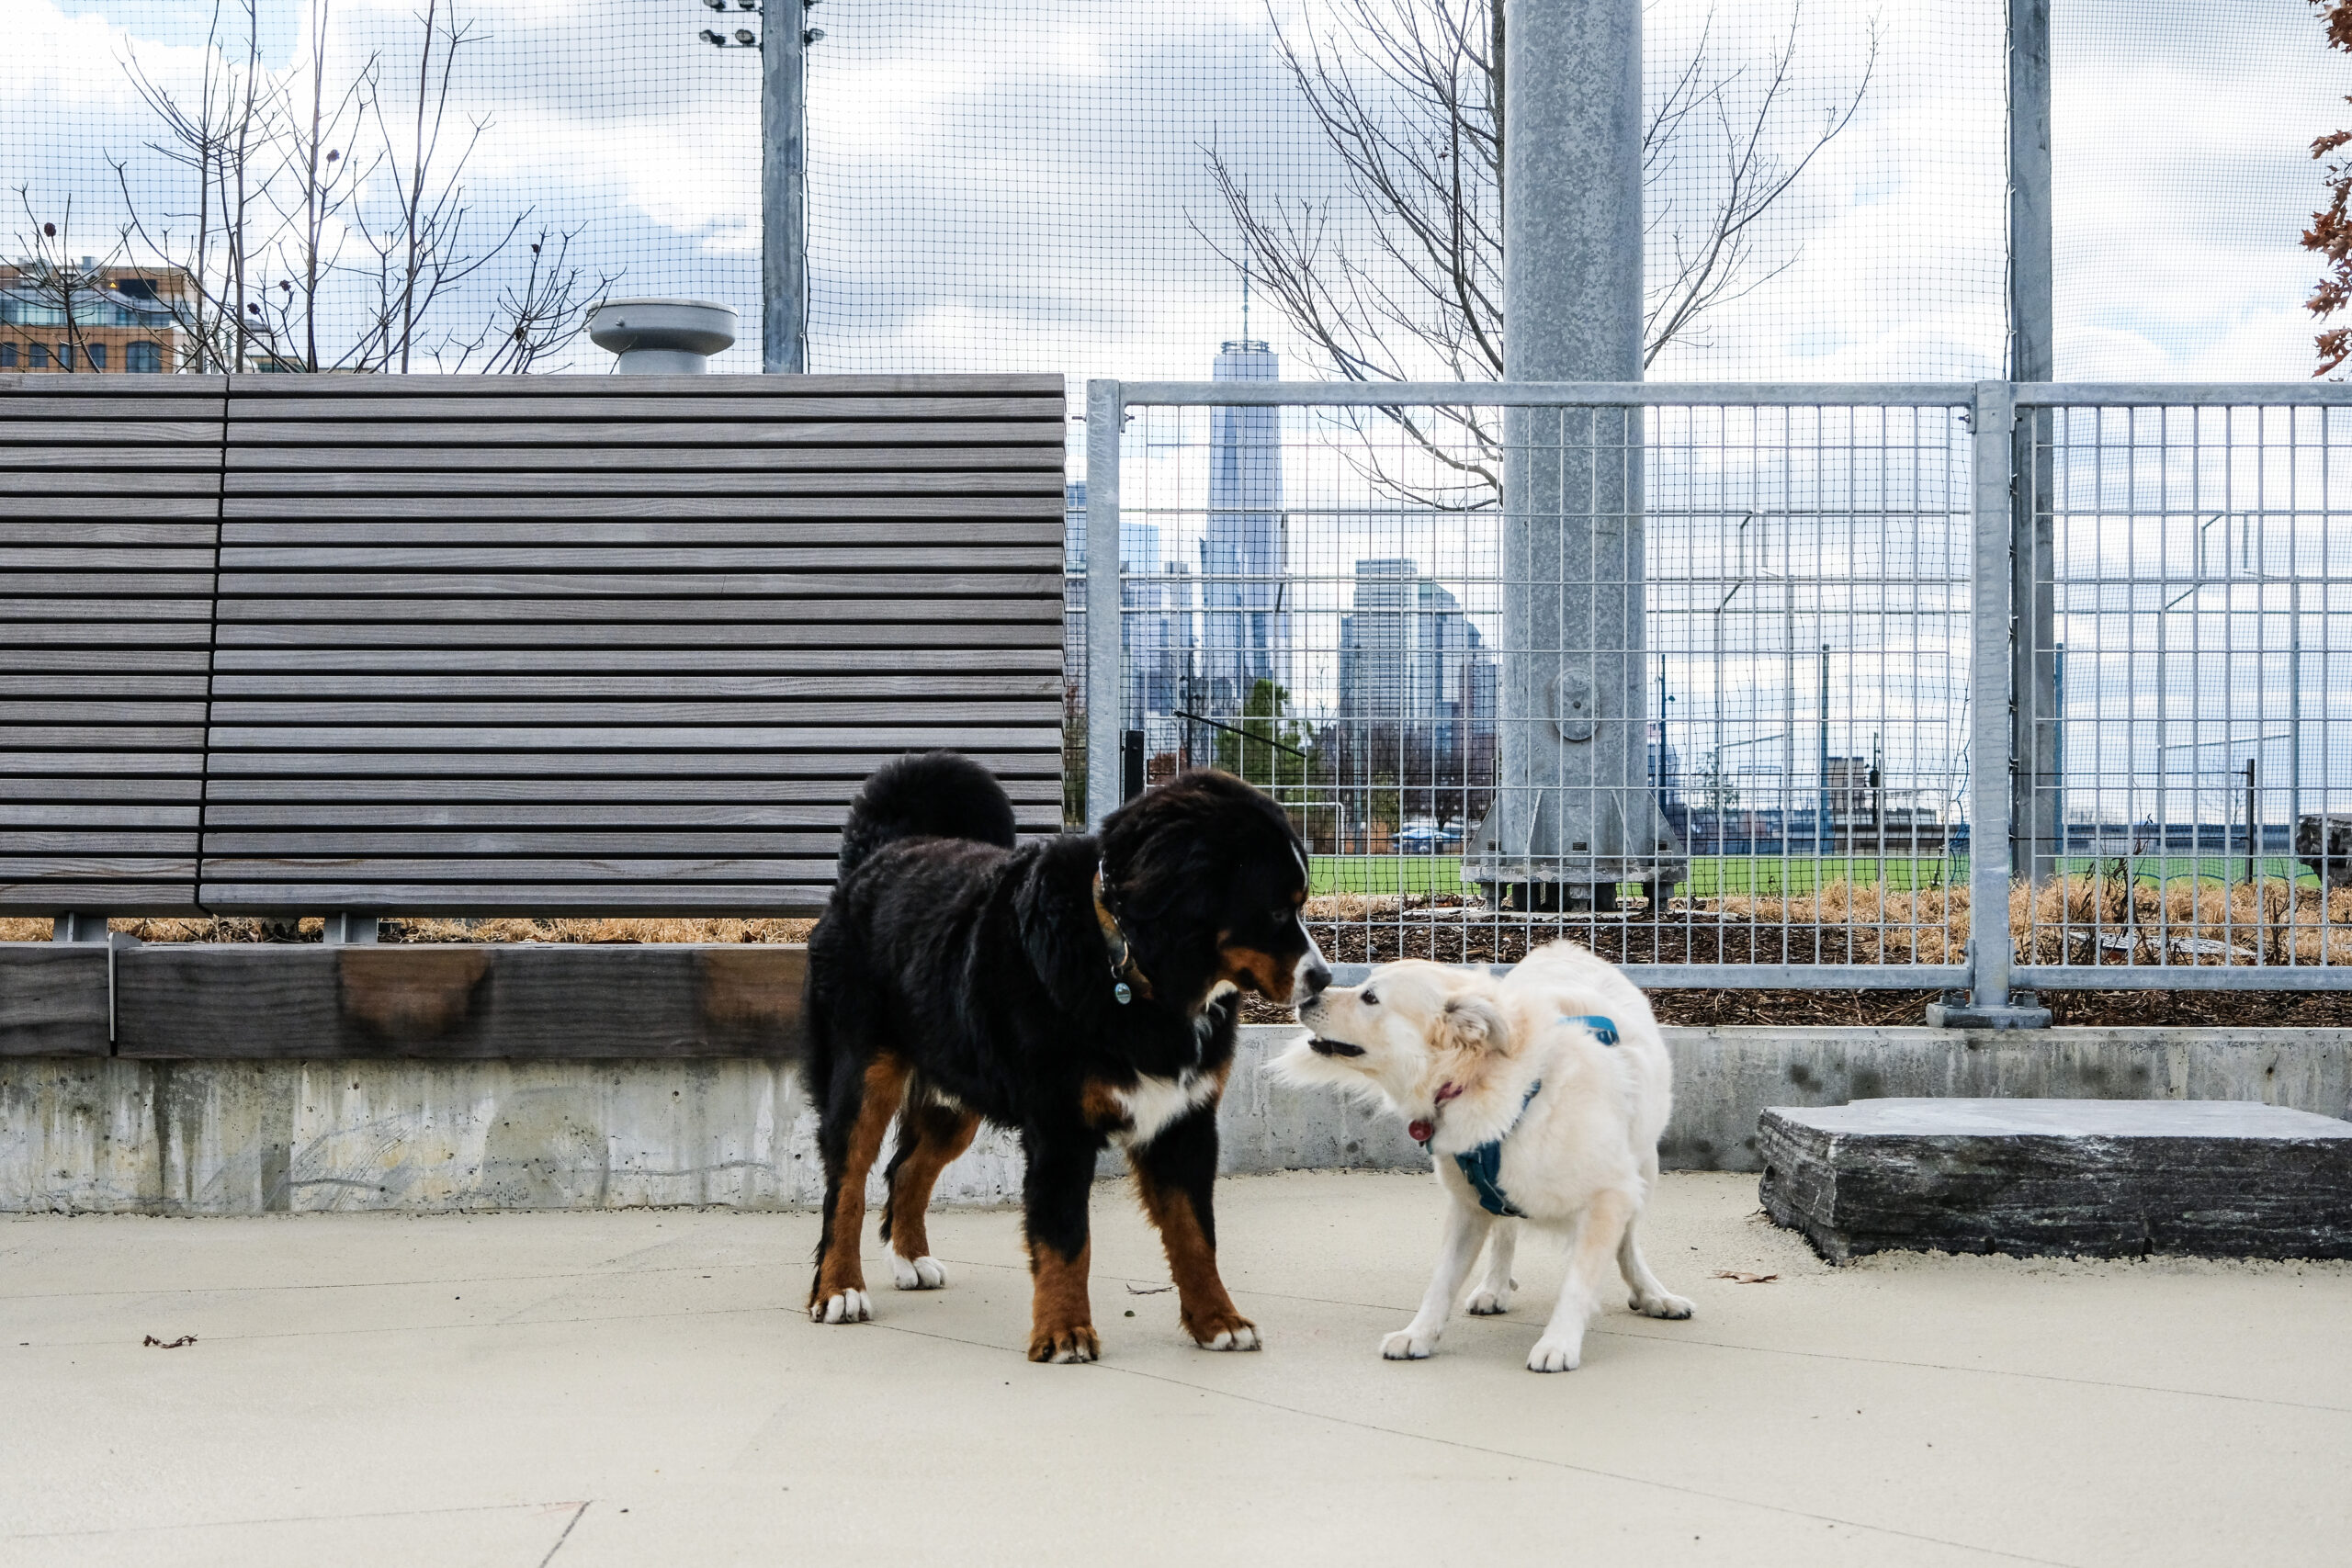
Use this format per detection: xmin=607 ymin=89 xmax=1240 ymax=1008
xmin=835 ymin=750 xmax=1017 ymax=886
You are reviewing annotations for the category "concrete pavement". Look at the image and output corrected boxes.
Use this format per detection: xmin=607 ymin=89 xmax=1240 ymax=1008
xmin=3 ymin=1170 xmax=2348 ymax=1567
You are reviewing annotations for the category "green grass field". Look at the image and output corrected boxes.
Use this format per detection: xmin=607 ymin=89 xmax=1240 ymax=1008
xmin=1307 ymin=853 xmax=2322 ymax=899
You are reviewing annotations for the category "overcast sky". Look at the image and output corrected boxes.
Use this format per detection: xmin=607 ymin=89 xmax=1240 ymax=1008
xmin=12 ymin=0 xmax=2345 ymax=382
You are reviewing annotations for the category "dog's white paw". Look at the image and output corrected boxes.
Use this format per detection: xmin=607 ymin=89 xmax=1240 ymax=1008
xmin=1204 ymin=1323 xmax=1261 ymax=1351
xmin=1464 ymin=1286 xmax=1511 ymax=1315
xmin=809 ymin=1289 xmax=872 ymax=1325
xmin=890 ymin=1254 xmax=947 ymax=1291
xmin=1526 ymin=1336 xmax=1583 ymax=1373
xmin=1633 ymin=1290 xmax=1694 ymax=1320
xmin=1381 ymin=1326 xmax=1440 ymax=1360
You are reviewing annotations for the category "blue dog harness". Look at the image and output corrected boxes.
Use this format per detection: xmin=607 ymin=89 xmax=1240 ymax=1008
xmin=1420 ymin=1015 xmax=1621 ymax=1218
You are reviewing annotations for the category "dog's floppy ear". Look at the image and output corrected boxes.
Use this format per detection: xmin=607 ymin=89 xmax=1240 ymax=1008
xmin=1432 ymin=994 xmax=1511 ymax=1057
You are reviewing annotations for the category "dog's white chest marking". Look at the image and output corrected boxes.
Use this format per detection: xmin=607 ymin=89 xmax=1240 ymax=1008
xmin=1114 ymin=1069 xmax=1220 ymax=1147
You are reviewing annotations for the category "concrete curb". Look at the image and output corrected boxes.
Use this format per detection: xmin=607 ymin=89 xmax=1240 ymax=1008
xmin=3 ymin=1026 xmax=2346 ymax=1213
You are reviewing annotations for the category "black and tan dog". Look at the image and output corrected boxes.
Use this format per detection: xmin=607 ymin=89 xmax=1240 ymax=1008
xmin=802 ymin=751 xmax=1329 ymax=1362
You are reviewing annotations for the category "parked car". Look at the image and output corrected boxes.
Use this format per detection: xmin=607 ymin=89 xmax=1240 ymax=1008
xmin=1393 ymin=824 xmax=1464 ymax=854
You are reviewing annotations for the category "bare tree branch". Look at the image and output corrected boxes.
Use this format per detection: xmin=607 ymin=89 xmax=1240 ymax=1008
xmin=1200 ymin=0 xmax=1874 ymax=509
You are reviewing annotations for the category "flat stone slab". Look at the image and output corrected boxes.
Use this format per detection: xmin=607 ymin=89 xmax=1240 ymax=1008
xmin=1758 ymin=1099 xmax=2352 ymax=1262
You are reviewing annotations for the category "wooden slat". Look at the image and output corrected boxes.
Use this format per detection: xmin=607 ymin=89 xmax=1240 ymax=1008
xmin=111 ymin=943 xmax=810 ymax=1059
xmin=0 ymin=448 xmax=226 ymax=472
xmin=223 ymin=469 xmax=1062 ymax=497
xmin=0 ymin=618 xmax=215 ymax=640
xmin=199 ymin=776 xmax=1062 ymax=804
xmin=220 ymin=495 xmax=1062 ymax=521
xmin=0 ymin=420 xmax=223 ymax=446
xmin=225 ymin=419 xmax=1057 ymax=446
xmin=0 ymin=777 xmax=205 ymax=800
xmin=1 ymin=804 xmax=203 ymax=826
xmin=213 ymin=618 xmax=1062 ymax=644
xmin=210 ymin=674 xmax=1059 ymax=698
xmin=0 ymin=674 xmax=209 ymax=695
xmin=198 ymin=885 xmax=838 ymax=913
xmin=199 ymin=856 xmax=839 ymax=881
xmin=0 ymin=944 xmax=109 ymax=1057
xmin=220 ymin=520 xmax=1065 ymax=546
xmin=217 ymin=546 xmax=1062 ymax=571
xmin=204 ymin=750 xmax=1059 ymax=777
xmin=223 ymin=371 xmax=1057 ymax=394
xmin=227 ymin=394 xmax=1061 ymax=421
xmin=0 ymin=474 xmax=220 ymax=496
xmin=0 ymin=701 xmax=209 ymax=723
xmin=0 ymin=548 xmax=219 ymax=570
xmin=209 ymin=701 xmax=1057 ymax=727
xmin=0 ymin=854 xmax=206 ymax=878
xmin=9 ymin=831 xmax=201 ymax=852
xmin=204 ymin=724 xmax=1060 ymax=750
xmin=9 ymin=500 xmax=222 ymax=520
xmin=210 ymin=647 xmax=1059 ymax=672
xmin=227 ymin=445 xmax=1063 ymax=471
xmin=203 ymin=831 xmax=843 ymax=854
xmin=214 ymin=570 xmax=1058 ymax=597
xmin=0 ymin=726 xmax=211 ymax=749
xmin=0 ymin=752 xmax=209 ymax=775
xmin=198 ymin=803 xmax=1048 ymax=828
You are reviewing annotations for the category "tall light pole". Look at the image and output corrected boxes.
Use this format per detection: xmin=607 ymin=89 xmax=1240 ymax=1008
xmin=762 ymin=0 xmax=811 ymax=372
xmin=703 ymin=0 xmax=812 ymax=372
xmin=1478 ymin=0 xmax=1677 ymax=912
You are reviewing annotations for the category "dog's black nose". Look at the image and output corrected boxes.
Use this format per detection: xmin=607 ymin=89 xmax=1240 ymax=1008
xmin=1301 ymin=960 xmax=1333 ymax=999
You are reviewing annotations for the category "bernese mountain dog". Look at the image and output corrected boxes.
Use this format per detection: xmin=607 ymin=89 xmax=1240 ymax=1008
xmin=802 ymin=750 xmax=1330 ymax=1362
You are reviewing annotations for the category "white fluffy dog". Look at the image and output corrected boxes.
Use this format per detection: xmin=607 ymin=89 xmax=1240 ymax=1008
xmin=1276 ymin=942 xmax=1692 ymax=1372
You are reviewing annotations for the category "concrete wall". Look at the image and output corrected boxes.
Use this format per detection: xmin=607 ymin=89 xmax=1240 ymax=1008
xmin=4 ymin=1026 xmax=2347 ymax=1213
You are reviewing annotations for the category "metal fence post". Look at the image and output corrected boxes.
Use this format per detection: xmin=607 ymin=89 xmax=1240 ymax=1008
xmin=2007 ymin=0 xmax=2058 ymax=883
xmin=1929 ymin=380 xmax=2050 ymax=1028
xmin=1084 ymin=380 xmax=1125 ymax=831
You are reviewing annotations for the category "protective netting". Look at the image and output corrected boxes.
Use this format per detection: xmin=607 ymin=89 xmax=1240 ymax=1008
xmin=6 ymin=1 xmax=2338 ymax=383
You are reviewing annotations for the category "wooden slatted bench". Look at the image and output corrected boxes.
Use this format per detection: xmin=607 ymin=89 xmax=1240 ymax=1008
xmin=2 ymin=373 xmax=1066 ymax=924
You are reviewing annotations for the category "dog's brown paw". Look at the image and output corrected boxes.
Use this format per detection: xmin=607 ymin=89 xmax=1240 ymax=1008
xmin=1027 ymin=1323 xmax=1101 ymax=1363
xmin=1183 ymin=1309 xmax=1261 ymax=1351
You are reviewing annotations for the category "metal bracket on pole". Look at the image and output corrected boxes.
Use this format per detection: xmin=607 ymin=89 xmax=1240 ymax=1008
xmin=1084 ymin=380 xmax=1125 ymax=832
xmin=1928 ymin=380 xmax=2050 ymax=1030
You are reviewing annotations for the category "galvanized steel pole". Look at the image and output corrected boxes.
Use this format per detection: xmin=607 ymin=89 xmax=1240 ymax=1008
xmin=2008 ymin=0 xmax=2057 ymax=881
xmin=1085 ymin=380 xmax=1125 ymax=831
xmin=1487 ymin=0 xmax=1668 ymax=910
xmin=761 ymin=5 xmax=808 ymax=373
xmin=1932 ymin=380 xmax=2049 ymax=1027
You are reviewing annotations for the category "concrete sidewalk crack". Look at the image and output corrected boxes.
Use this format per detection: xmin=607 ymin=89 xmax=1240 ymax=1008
xmin=536 ymin=1501 xmax=591 ymax=1566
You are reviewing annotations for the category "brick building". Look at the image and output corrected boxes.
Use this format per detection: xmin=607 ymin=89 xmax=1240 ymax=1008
xmin=0 ymin=262 xmax=188 ymax=372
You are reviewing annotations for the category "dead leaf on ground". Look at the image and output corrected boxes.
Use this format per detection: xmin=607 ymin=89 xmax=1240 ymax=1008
xmin=1123 ymin=1282 xmax=1173 ymax=1295
xmin=141 ymin=1334 xmax=197 ymax=1348
xmin=1712 ymin=1271 xmax=1779 ymax=1285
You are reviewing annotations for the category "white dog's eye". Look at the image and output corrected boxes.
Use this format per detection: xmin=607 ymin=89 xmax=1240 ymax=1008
xmin=1361 ymin=989 xmax=1378 ymax=1006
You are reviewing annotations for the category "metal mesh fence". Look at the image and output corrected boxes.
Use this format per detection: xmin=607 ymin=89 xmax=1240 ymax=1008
xmin=2020 ymin=394 xmax=2352 ymax=980
xmin=1106 ymin=387 xmax=1974 ymax=979
xmin=8 ymin=2 xmax=2335 ymax=384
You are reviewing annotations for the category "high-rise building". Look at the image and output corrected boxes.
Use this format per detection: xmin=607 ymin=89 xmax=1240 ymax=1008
xmin=1200 ymin=340 xmax=1286 ymax=711
xmin=1338 ymin=558 xmax=1498 ymax=755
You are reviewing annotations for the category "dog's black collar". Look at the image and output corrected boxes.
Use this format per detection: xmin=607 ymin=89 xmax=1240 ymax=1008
xmin=1091 ymin=863 xmax=1153 ymax=1006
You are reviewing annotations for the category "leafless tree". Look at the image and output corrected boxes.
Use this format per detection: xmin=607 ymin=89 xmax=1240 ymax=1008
xmin=1204 ymin=0 xmax=1874 ymax=507
xmin=5 ymin=193 xmax=129 ymax=368
xmin=108 ymin=0 xmax=609 ymax=374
